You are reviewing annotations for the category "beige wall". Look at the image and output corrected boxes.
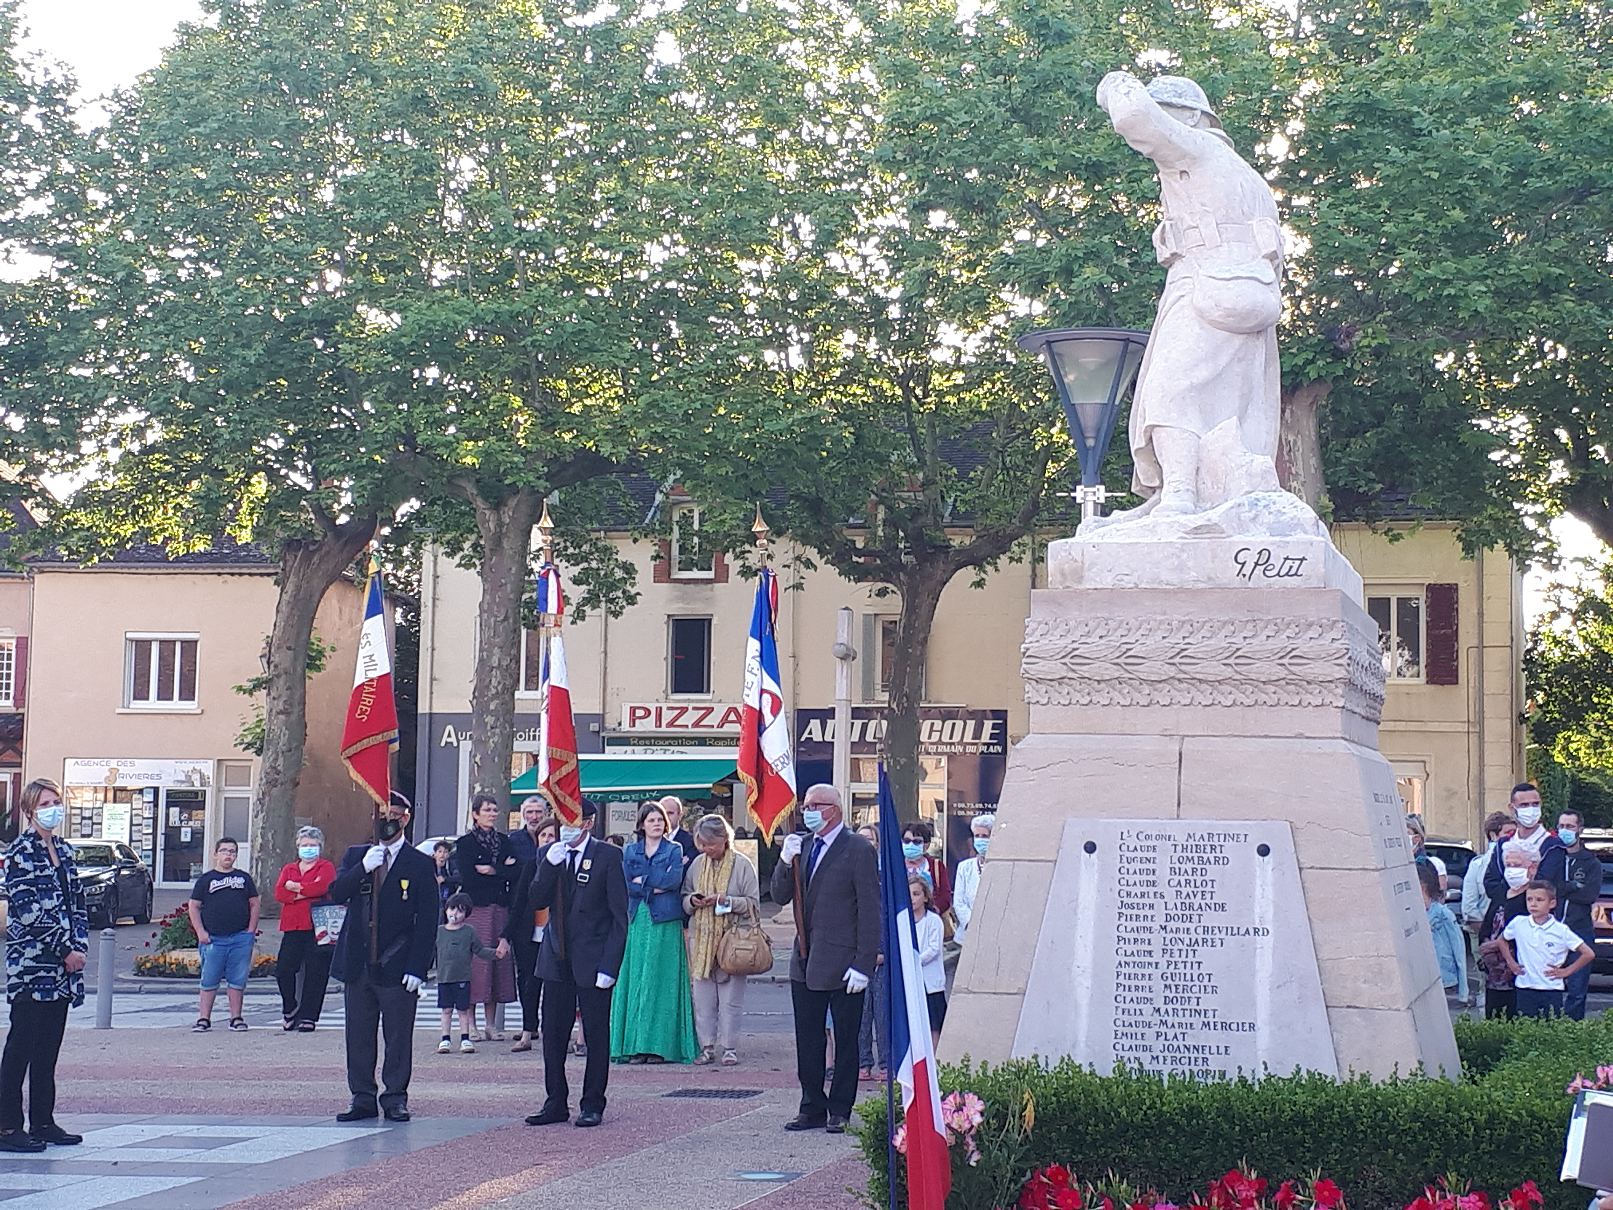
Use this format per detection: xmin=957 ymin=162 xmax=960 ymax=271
xmin=1332 ymin=523 xmax=1525 ymax=843
xmin=0 ymin=575 xmax=30 ymax=638
xmin=24 ymin=566 xmax=370 ymax=870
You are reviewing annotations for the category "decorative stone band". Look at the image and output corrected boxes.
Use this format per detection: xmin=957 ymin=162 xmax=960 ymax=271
xmin=1021 ymin=615 xmax=1387 ymax=722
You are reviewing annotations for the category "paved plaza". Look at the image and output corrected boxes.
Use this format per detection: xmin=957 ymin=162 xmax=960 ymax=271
xmin=9 ymin=905 xmax=870 ymax=1210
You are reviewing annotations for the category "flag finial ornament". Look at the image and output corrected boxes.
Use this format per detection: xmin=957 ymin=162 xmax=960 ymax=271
xmin=537 ymin=498 xmax=555 ymax=565
xmin=751 ymin=503 xmax=770 ymax=557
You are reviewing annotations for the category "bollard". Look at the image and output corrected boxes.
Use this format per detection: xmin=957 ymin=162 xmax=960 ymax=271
xmin=95 ymin=926 xmax=115 ymax=1029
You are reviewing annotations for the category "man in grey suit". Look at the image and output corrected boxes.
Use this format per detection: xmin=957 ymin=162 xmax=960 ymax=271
xmin=770 ymin=783 xmax=880 ymax=1134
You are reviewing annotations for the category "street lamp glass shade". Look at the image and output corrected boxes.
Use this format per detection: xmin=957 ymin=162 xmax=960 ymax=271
xmin=1017 ymin=327 xmax=1149 ymax=487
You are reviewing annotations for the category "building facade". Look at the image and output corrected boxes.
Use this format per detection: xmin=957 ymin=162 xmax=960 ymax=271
xmin=415 ymin=511 xmax=1525 ymax=855
xmin=19 ymin=549 xmax=370 ymax=886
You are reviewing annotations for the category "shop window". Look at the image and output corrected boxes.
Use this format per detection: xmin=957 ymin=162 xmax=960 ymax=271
xmin=670 ymin=504 xmax=714 ymax=579
xmin=0 ymin=638 xmax=13 ymax=707
xmin=669 ymin=616 xmax=712 ymax=696
xmin=1366 ymin=595 xmax=1423 ymax=681
xmin=127 ymin=635 xmax=199 ymax=707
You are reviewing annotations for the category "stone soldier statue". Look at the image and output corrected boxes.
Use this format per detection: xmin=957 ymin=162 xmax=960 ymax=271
xmin=1093 ymin=72 xmax=1286 ymax=524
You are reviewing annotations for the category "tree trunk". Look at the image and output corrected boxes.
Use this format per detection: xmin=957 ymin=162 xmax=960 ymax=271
xmin=465 ymin=486 xmax=543 ymax=811
xmin=883 ymin=565 xmax=948 ymax=827
xmin=251 ymin=514 xmax=378 ymax=894
xmin=1277 ymin=381 xmax=1332 ymax=511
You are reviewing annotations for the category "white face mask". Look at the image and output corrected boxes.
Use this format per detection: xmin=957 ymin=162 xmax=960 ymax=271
xmin=1515 ymin=805 xmax=1541 ymax=828
xmin=1503 ymin=866 xmax=1531 ymax=889
xmin=35 ymin=804 xmax=65 ymax=832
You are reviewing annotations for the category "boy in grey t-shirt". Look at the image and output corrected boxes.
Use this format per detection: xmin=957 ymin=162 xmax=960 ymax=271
xmin=435 ymin=892 xmax=500 ymax=1053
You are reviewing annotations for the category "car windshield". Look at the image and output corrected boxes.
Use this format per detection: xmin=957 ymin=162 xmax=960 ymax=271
xmin=72 ymin=844 xmax=117 ymax=867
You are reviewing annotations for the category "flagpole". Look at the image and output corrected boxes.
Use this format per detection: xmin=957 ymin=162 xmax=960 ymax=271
xmin=882 ymin=762 xmax=898 ymax=1210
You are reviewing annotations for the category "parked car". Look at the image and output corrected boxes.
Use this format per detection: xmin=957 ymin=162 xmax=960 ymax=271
xmin=1578 ymin=828 xmax=1613 ymax=975
xmin=1423 ymin=837 xmax=1477 ymax=908
xmin=73 ymin=841 xmax=154 ymax=928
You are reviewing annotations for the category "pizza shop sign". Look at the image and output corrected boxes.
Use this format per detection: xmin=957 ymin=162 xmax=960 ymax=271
xmin=620 ymin=703 xmax=744 ymax=733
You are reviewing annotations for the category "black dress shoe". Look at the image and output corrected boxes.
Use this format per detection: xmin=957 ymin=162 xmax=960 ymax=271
xmin=0 ymin=1130 xmax=46 ymax=1153
xmin=336 ymin=1104 xmax=379 ymax=1122
xmin=574 ymin=1111 xmax=603 ymax=1128
xmin=383 ymin=1106 xmax=411 ymax=1123
xmin=525 ymin=1107 xmax=570 ymax=1126
xmin=784 ymin=1113 xmax=828 ymax=1131
xmin=826 ymin=1115 xmax=848 ymax=1134
xmin=31 ymin=1125 xmax=83 ymax=1145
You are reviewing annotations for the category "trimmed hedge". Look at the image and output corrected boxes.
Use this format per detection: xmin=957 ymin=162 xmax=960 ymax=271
xmin=856 ymin=1016 xmax=1613 ymax=1210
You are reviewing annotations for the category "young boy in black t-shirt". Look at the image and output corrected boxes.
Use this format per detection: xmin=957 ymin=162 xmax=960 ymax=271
xmin=188 ymin=837 xmax=261 ymax=1032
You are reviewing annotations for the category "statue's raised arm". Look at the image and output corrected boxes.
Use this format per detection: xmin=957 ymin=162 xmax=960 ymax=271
xmin=1087 ymin=72 xmax=1289 ymax=532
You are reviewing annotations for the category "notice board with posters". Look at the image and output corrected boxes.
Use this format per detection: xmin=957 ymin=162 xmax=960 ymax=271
xmin=794 ymin=706 xmax=1007 ymax=874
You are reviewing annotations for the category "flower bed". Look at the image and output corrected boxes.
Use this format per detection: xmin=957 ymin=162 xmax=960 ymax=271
xmin=854 ymin=1015 xmax=1612 ymax=1210
xmin=132 ymin=950 xmax=276 ymax=979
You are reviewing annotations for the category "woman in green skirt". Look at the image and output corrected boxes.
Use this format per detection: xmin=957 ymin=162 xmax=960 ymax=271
xmin=610 ymin=801 xmax=699 ymax=1063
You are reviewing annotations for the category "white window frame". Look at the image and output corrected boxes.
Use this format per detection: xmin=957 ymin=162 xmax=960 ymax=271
xmin=125 ymin=632 xmax=201 ymax=709
xmin=0 ymin=637 xmax=14 ymax=708
xmin=1366 ymin=590 xmax=1425 ymax=683
xmin=669 ymin=503 xmax=715 ymax=580
xmin=667 ymin=615 xmax=714 ymax=698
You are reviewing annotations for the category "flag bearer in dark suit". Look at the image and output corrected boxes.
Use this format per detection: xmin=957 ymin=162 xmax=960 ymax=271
xmin=770 ymin=783 xmax=880 ymax=1134
xmin=524 ymin=799 xmax=629 ymax=1128
xmin=328 ymin=792 xmax=438 ymax=1123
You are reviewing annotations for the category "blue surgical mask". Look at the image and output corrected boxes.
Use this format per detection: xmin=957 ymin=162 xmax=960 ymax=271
xmin=35 ymin=804 xmax=65 ymax=832
xmin=298 ymin=845 xmax=320 ymax=861
xmin=802 ymin=809 xmax=825 ymax=834
xmin=559 ymin=825 xmax=584 ymax=845
xmin=1558 ymin=828 xmax=1577 ymax=846
xmin=974 ymin=836 xmax=991 ymax=855
xmin=902 ymin=842 xmax=924 ymax=861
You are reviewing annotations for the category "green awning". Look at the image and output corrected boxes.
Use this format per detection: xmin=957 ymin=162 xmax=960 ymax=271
xmin=511 ymin=754 xmax=738 ymax=800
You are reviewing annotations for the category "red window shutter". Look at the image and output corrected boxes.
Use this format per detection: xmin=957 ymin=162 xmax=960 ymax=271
xmin=712 ymin=552 xmax=729 ymax=584
xmin=653 ymin=540 xmax=671 ymax=584
xmin=1425 ymin=584 xmax=1459 ymax=685
xmin=12 ymin=635 xmax=26 ymax=708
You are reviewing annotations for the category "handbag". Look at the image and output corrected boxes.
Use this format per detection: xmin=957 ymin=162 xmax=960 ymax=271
xmin=311 ymin=903 xmax=347 ymax=947
xmin=715 ymin=904 xmax=773 ymax=977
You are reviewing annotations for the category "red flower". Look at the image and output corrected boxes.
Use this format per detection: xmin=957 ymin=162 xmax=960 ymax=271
xmin=1056 ymin=1192 xmax=1083 ymax=1210
xmin=1275 ymin=1181 xmax=1298 ymax=1210
xmin=1312 ymin=1179 xmax=1344 ymax=1209
xmin=1458 ymin=1193 xmax=1491 ymax=1210
xmin=1507 ymin=1184 xmax=1543 ymax=1210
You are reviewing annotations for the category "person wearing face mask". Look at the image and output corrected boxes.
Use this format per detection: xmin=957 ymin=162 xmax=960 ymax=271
xmin=951 ymin=814 xmax=994 ymax=947
xmin=327 ymin=792 xmax=439 ymax=1123
xmin=1 ymin=779 xmax=88 ymax=1153
xmin=1556 ymin=809 xmax=1601 ymax=1020
xmin=1482 ymin=783 xmax=1567 ymax=920
xmin=771 ymin=784 xmax=880 ymax=1135
xmin=898 ymin=820 xmax=952 ymax=916
xmin=1477 ymin=847 xmax=1535 ymax=1019
xmin=273 ymin=825 xmax=338 ymax=1032
xmin=524 ymin=799 xmax=628 ymax=1129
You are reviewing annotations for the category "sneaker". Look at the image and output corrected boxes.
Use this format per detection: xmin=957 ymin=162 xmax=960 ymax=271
xmin=438 ymin=1036 xmax=452 ymax=1054
xmin=461 ymin=1039 xmax=477 ymax=1054
xmin=192 ymin=1019 xmax=211 ymax=1033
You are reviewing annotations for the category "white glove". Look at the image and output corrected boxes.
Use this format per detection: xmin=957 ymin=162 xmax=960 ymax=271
xmin=402 ymin=974 xmax=423 ymax=993
xmin=779 ymin=833 xmax=804 ymax=864
xmin=595 ymin=973 xmax=616 ymax=989
xmin=843 ymin=967 xmax=869 ymax=994
xmin=362 ymin=844 xmax=387 ymax=872
xmin=544 ymin=841 xmax=569 ymax=866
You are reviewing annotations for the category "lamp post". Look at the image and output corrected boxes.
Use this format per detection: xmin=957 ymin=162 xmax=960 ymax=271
xmin=1017 ymin=327 xmax=1149 ymax=521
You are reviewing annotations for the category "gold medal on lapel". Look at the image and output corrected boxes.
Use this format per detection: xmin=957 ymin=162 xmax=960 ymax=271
xmin=399 ymin=878 xmax=410 ymax=900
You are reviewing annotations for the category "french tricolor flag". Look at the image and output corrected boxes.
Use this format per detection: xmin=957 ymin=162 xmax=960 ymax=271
xmin=340 ymin=563 xmax=398 ymax=807
xmin=536 ymin=565 xmax=583 ymax=824
xmin=878 ymin=767 xmax=951 ymax=1210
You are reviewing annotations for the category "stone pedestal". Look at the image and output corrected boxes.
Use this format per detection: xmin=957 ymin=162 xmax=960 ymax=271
xmin=941 ymin=583 xmax=1460 ymax=1080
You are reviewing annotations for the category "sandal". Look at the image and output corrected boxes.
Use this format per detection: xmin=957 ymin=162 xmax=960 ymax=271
xmin=229 ymin=1017 xmax=248 ymax=1032
xmin=192 ymin=1018 xmax=211 ymax=1033
xmin=297 ymin=1021 xmax=317 ymax=1032
xmin=722 ymin=1050 xmax=739 ymax=1066
xmin=282 ymin=1017 xmax=297 ymax=1032
xmin=693 ymin=1047 xmax=716 ymax=1066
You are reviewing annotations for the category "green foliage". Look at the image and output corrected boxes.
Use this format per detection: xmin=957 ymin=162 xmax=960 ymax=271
xmin=1526 ymin=567 xmax=1613 ymax=779
xmin=232 ymin=634 xmax=333 ymax=756
xmin=153 ymin=907 xmax=198 ymax=953
xmin=858 ymin=1018 xmax=1613 ymax=1210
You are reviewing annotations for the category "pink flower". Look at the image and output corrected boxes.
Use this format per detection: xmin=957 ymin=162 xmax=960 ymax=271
xmin=892 ymin=1124 xmax=907 ymax=1154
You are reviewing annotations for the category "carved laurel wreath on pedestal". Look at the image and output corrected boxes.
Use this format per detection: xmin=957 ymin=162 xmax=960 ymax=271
xmin=1021 ymin=615 xmax=1387 ymax=722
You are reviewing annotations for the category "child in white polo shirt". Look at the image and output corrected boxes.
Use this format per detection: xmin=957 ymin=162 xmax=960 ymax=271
xmin=1499 ymin=880 xmax=1595 ymax=1018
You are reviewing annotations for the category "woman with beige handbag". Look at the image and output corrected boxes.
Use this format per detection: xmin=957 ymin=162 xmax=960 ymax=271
xmin=682 ymin=814 xmax=763 ymax=1066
